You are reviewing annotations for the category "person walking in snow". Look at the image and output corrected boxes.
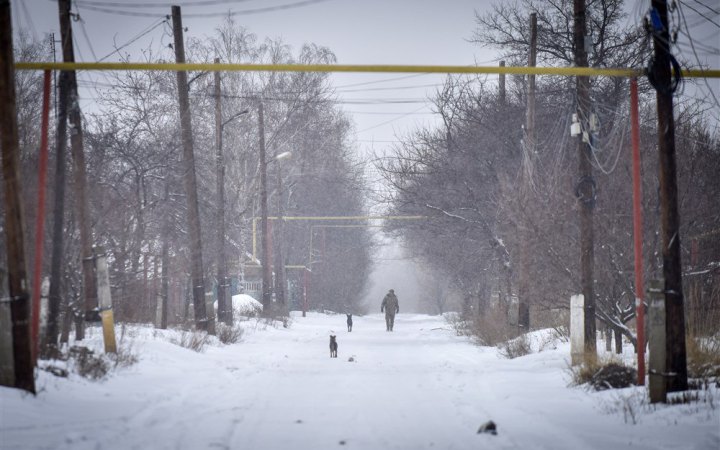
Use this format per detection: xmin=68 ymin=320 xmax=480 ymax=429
xmin=381 ymin=289 xmax=399 ymax=331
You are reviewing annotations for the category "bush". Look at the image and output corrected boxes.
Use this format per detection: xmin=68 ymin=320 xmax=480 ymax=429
xmin=69 ymin=346 xmax=110 ymax=380
xmin=497 ymin=333 xmax=532 ymax=359
xmin=571 ymin=359 xmax=637 ymax=391
xmin=173 ymin=330 xmax=211 ymax=352
xmin=216 ymin=323 xmax=244 ymax=345
xmin=687 ymin=335 xmax=720 ymax=383
xmin=110 ymin=341 xmax=139 ymax=368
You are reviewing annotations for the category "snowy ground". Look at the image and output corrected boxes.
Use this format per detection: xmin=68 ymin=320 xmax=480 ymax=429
xmin=1 ymin=312 xmax=718 ymax=450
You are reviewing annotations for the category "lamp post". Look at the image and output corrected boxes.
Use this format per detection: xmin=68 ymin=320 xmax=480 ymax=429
xmin=214 ymin=91 xmax=248 ymax=326
xmin=258 ymin=102 xmax=273 ymax=316
xmin=273 ymin=151 xmax=292 ymax=314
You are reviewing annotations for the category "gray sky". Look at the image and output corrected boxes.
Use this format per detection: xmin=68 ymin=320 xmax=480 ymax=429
xmin=14 ymin=0 xmax=494 ymax=151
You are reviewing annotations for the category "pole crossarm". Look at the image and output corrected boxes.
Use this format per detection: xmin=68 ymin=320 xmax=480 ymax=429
xmin=13 ymin=62 xmax=720 ymax=79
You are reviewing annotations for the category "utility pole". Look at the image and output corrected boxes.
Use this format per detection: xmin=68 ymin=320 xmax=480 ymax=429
xmin=159 ymin=206 xmax=170 ymax=329
xmin=258 ymin=101 xmax=273 ymax=316
xmin=213 ymin=58 xmax=230 ymax=325
xmin=498 ymin=60 xmax=506 ymax=105
xmin=44 ymin=51 xmax=69 ymax=356
xmin=650 ymin=0 xmax=687 ymax=392
xmin=573 ymin=0 xmax=597 ymax=359
xmin=274 ymin=154 xmax=287 ymax=312
xmin=0 ymin=0 xmax=35 ymax=393
xmin=172 ymin=5 xmax=208 ymax=331
xmin=58 ymin=0 xmax=96 ymax=338
xmin=518 ymin=12 xmax=537 ymax=332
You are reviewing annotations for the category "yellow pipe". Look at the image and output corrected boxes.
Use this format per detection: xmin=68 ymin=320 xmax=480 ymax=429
xmin=15 ymin=62 xmax=719 ymax=78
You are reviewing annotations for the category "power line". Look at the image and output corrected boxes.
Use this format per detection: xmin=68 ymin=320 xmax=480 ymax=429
xmin=678 ymin=1 xmax=720 ymax=109
xmin=336 ymin=83 xmax=442 ymax=93
xmin=355 ymin=105 xmax=429 ymax=134
xmin=74 ymin=1 xmax=99 ymax=61
xmin=691 ymin=0 xmax=719 ymax=15
xmin=98 ymin=18 xmax=169 ymax=62
xmin=75 ymin=0 xmax=334 ymax=18
xmin=681 ymin=0 xmax=720 ymax=28
xmin=76 ymin=0 xmax=254 ymax=7
xmin=334 ymin=73 xmax=435 ymax=89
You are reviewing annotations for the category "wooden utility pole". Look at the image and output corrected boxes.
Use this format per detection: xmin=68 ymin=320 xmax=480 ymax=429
xmin=158 ymin=181 xmax=171 ymax=330
xmin=518 ymin=13 xmax=537 ymax=332
xmin=650 ymin=0 xmax=688 ymax=392
xmin=45 ymin=58 xmax=68 ymax=353
xmin=172 ymin=5 xmax=208 ymax=331
xmin=0 ymin=0 xmax=35 ymax=393
xmin=258 ymin=101 xmax=273 ymax=316
xmin=58 ymin=0 xmax=96 ymax=337
xmin=573 ymin=0 xmax=596 ymax=359
xmin=213 ymin=59 xmax=231 ymax=325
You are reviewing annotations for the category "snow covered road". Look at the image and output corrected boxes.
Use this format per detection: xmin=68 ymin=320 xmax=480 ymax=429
xmin=1 ymin=312 xmax=718 ymax=449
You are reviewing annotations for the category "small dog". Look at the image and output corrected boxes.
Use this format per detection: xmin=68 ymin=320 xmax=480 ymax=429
xmin=329 ymin=335 xmax=338 ymax=358
xmin=346 ymin=314 xmax=353 ymax=332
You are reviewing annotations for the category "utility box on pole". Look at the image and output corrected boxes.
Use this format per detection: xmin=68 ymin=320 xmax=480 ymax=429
xmin=648 ymin=279 xmax=666 ymax=403
xmin=570 ymin=294 xmax=585 ymax=366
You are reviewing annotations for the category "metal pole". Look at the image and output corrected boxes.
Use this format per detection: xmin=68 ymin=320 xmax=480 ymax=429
xmin=258 ymin=102 xmax=273 ymax=315
xmin=274 ymin=159 xmax=287 ymax=311
xmin=214 ymin=58 xmax=230 ymax=325
xmin=630 ymin=78 xmax=645 ymax=385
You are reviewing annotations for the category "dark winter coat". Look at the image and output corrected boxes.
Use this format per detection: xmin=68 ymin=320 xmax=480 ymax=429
xmin=381 ymin=292 xmax=399 ymax=316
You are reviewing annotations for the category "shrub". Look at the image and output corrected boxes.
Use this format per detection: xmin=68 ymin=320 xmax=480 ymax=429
xmin=216 ymin=323 xmax=244 ymax=345
xmin=687 ymin=335 xmax=720 ymax=383
xmin=571 ymin=359 xmax=637 ymax=391
xmin=497 ymin=333 xmax=532 ymax=359
xmin=69 ymin=346 xmax=110 ymax=380
xmin=110 ymin=341 xmax=139 ymax=368
xmin=173 ymin=330 xmax=211 ymax=352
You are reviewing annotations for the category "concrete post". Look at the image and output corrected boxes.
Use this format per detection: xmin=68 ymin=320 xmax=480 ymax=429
xmin=648 ymin=279 xmax=666 ymax=403
xmin=95 ymin=247 xmax=117 ymax=354
xmin=155 ymin=294 xmax=163 ymax=329
xmin=205 ymin=292 xmax=216 ymax=336
xmin=0 ymin=267 xmax=14 ymax=386
xmin=570 ymin=294 xmax=585 ymax=366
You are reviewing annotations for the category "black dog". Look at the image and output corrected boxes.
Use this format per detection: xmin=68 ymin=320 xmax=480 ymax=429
xmin=329 ymin=335 xmax=338 ymax=358
xmin=346 ymin=314 xmax=353 ymax=332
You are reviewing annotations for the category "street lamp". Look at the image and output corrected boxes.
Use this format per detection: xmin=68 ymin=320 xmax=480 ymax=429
xmin=273 ymin=151 xmax=291 ymax=314
xmin=259 ymin=145 xmax=292 ymax=318
xmin=258 ymin=102 xmax=273 ymax=316
xmin=214 ymin=70 xmax=248 ymax=326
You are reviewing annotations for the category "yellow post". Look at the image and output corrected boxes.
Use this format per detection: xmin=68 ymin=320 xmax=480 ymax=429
xmin=101 ymin=309 xmax=117 ymax=354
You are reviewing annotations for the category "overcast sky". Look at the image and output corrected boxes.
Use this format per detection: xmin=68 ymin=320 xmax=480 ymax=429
xmin=13 ymin=0 xmax=495 ymax=151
